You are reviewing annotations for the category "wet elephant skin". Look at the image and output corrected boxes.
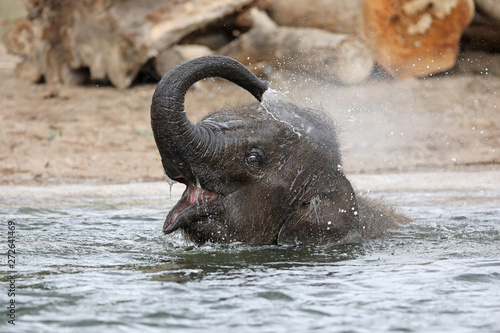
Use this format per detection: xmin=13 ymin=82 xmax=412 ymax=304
xmin=151 ymin=56 xmax=408 ymax=245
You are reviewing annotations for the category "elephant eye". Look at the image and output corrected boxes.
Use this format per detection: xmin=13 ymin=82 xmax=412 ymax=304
xmin=245 ymin=149 xmax=263 ymax=167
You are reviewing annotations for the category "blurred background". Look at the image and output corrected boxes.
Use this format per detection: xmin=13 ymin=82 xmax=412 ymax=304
xmin=0 ymin=0 xmax=25 ymax=37
xmin=0 ymin=0 xmax=498 ymax=184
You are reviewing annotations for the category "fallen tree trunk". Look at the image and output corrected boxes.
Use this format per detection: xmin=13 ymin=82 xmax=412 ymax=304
xmin=3 ymin=0 xmax=257 ymax=88
xmin=266 ymin=0 xmax=476 ymax=79
xmin=221 ymin=9 xmax=374 ymax=84
xmin=360 ymin=0 xmax=475 ymax=78
xmin=155 ymin=45 xmax=214 ymax=76
xmin=475 ymin=0 xmax=500 ymax=20
xmin=266 ymin=0 xmax=362 ymax=34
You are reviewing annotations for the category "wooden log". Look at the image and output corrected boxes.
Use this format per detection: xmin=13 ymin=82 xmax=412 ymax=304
xmin=360 ymin=0 xmax=475 ymax=78
xmin=475 ymin=0 xmax=500 ymax=20
xmin=220 ymin=9 xmax=374 ymax=84
xmin=155 ymin=45 xmax=214 ymax=77
xmin=3 ymin=0 xmax=256 ymax=88
xmin=267 ymin=0 xmax=363 ymax=34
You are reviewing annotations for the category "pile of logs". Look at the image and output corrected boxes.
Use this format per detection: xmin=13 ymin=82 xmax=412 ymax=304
xmin=3 ymin=0 xmax=498 ymax=88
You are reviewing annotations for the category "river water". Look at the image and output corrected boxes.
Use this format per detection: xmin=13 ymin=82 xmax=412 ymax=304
xmin=1 ymin=174 xmax=499 ymax=332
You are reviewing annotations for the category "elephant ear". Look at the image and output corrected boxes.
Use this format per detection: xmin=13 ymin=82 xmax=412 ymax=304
xmin=277 ymin=176 xmax=361 ymax=245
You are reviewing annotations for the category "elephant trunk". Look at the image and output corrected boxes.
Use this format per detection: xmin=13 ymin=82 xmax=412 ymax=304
xmin=151 ymin=55 xmax=269 ymax=180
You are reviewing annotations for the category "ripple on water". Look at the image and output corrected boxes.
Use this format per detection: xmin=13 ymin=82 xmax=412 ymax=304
xmin=2 ymin=190 xmax=500 ymax=332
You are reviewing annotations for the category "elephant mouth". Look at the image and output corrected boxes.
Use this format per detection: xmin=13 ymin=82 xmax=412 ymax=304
xmin=163 ymin=179 xmax=219 ymax=234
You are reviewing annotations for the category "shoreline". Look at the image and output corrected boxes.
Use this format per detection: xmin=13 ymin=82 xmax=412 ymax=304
xmin=1 ymin=170 xmax=498 ymax=201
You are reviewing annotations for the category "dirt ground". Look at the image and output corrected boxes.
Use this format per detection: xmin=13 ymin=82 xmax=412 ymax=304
xmin=0 ymin=44 xmax=499 ymax=185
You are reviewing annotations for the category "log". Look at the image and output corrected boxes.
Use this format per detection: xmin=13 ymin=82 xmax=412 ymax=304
xmin=220 ymin=9 xmax=374 ymax=84
xmin=3 ymin=0 xmax=257 ymax=88
xmin=155 ymin=45 xmax=214 ymax=77
xmin=475 ymin=0 xmax=500 ymax=20
xmin=360 ymin=0 xmax=475 ymax=78
xmin=267 ymin=0 xmax=363 ymax=34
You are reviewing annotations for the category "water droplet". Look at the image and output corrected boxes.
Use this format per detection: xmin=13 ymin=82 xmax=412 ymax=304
xmin=261 ymin=89 xmax=302 ymax=138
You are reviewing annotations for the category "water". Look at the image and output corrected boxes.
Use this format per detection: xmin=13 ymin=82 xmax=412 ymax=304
xmin=261 ymin=88 xmax=303 ymax=138
xmin=1 ymin=186 xmax=499 ymax=332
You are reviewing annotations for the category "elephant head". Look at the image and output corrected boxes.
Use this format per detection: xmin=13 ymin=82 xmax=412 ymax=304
xmin=151 ymin=55 xmax=362 ymax=245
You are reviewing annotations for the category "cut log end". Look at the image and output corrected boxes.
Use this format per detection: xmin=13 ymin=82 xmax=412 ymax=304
xmin=334 ymin=38 xmax=375 ymax=84
xmin=361 ymin=0 xmax=475 ymax=78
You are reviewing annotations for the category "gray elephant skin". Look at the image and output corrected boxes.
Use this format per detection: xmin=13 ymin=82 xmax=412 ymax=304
xmin=151 ymin=55 xmax=409 ymax=245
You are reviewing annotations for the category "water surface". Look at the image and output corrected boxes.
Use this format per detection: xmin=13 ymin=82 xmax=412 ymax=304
xmin=1 ymin=187 xmax=499 ymax=332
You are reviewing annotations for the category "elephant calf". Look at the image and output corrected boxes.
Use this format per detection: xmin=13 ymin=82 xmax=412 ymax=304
xmin=151 ymin=55 xmax=409 ymax=245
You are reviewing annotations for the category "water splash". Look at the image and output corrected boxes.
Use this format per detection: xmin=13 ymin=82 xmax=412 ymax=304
xmin=261 ymin=88 xmax=303 ymax=138
xmin=262 ymin=87 xmax=288 ymax=101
